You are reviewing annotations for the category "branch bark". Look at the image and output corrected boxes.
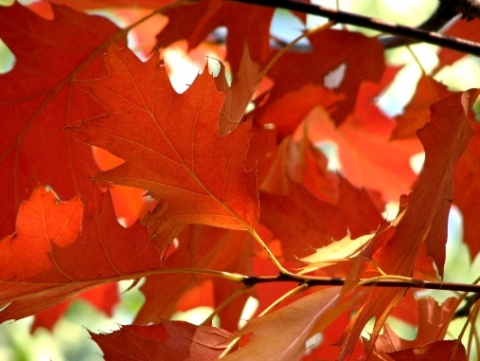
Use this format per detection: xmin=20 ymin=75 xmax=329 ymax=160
xmin=242 ymin=273 xmax=480 ymax=294
xmin=229 ymin=0 xmax=480 ymax=56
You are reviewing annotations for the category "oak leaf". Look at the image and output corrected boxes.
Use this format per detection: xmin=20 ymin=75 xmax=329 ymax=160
xmin=71 ymin=43 xmax=258 ymax=230
xmin=388 ymin=340 xmax=467 ymax=361
xmin=299 ymin=234 xmax=373 ymax=274
xmin=260 ymin=176 xmax=384 ymax=265
xmin=0 ymin=187 xmax=162 ymax=322
xmin=0 ymin=3 xmax=118 ymax=237
xmin=92 ymin=321 xmax=231 ymax=361
xmin=261 ymin=134 xmax=340 ymax=204
xmin=222 ymin=287 xmax=346 ymax=361
xmin=453 ymin=120 xmax=480 ymax=258
xmin=257 ymin=29 xmax=384 ymax=135
xmin=340 ymin=90 xmax=479 ymax=359
xmin=392 ymin=75 xmax=452 ymax=140
xmin=435 ymin=18 xmax=480 ymax=72
xmin=156 ymin=0 xmax=274 ymax=74
xmin=135 ymin=225 xmax=254 ymax=332
xmin=31 ymin=283 xmax=118 ymax=331
xmin=305 ymin=70 xmax=423 ymax=202
xmin=218 ymin=45 xmax=262 ymax=135
xmin=371 ymin=297 xmax=459 ymax=355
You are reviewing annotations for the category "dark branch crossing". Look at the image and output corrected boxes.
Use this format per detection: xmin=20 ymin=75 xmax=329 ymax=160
xmin=229 ymin=0 xmax=480 ymax=56
xmin=241 ymin=273 xmax=480 ymax=294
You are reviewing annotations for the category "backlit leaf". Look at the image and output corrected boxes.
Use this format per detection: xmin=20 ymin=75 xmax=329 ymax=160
xmin=92 ymin=321 xmax=231 ymax=361
xmin=71 ymin=43 xmax=258 ymax=230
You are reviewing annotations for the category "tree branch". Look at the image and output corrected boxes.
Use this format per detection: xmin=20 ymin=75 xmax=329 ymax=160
xmin=242 ymin=273 xmax=480 ymax=294
xmin=229 ymin=0 xmax=480 ymax=56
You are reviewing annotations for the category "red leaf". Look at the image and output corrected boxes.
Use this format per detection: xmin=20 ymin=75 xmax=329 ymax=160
xmin=0 ymin=187 xmax=163 ymax=322
xmin=413 ymin=90 xmax=479 ymax=275
xmin=218 ymin=45 xmax=262 ymax=136
xmin=388 ymin=340 xmax=467 ymax=361
xmin=392 ymin=75 xmax=452 ymax=140
xmin=222 ymin=287 xmax=346 ymax=361
xmin=340 ymin=90 xmax=479 ymax=358
xmin=305 ymin=88 xmax=422 ymax=203
xmin=436 ymin=18 xmax=480 ymax=71
xmin=31 ymin=283 xmax=118 ymax=332
xmin=257 ymin=29 xmax=384 ymax=135
xmin=70 ymin=44 xmax=258 ymax=230
xmin=156 ymin=0 xmax=274 ymax=73
xmin=260 ymin=177 xmax=384 ymax=265
xmin=0 ymin=3 xmax=118 ymax=237
xmin=453 ymin=120 xmax=480 ymax=258
xmin=261 ymin=135 xmax=340 ymax=204
xmin=135 ymin=225 xmax=253 ymax=332
xmin=256 ymin=83 xmax=341 ymax=140
xmin=371 ymin=297 xmax=459 ymax=355
xmin=46 ymin=0 xmax=174 ymax=10
xmin=92 ymin=321 xmax=231 ymax=361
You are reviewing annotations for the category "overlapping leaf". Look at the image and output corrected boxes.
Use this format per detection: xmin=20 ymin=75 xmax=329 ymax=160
xmin=340 ymin=90 xmax=479 ymax=358
xmin=392 ymin=75 xmax=451 ymax=140
xmin=71 ymin=43 xmax=259 ymax=229
xmin=371 ymin=297 xmax=459 ymax=355
xmin=31 ymin=283 xmax=118 ymax=331
xmin=453 ymin=120 xmax=480 ymax=258
xmin=0 ymin=3 xmax=118 ymax=237
xmin=435 ymin=17 xmax=480 ymax=71
xmin=260 ymin=176 xmax=384 ymax=264
xmin=0 ymin=187 xmax=162 ymax=322
xmin=222 ymin=287 xmax=346 ymax=361
xmin=388 ymin=340 xmax=467 ymax=361
xmin=135 ymin=225 xmax=254 ymax=332
xmin=305 ymin=67 xmax=424 ymax=202
xmin=257 ymin=29 xmax=384 ymax=137
xmin=156 ymin=0 xmax=274 ymax=74
xmin=92 ymin=321 xmax=231 ymax=361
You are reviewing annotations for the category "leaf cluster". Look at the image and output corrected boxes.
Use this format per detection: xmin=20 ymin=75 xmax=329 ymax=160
xmin=1 ymin=1 xmax=480 ymax=360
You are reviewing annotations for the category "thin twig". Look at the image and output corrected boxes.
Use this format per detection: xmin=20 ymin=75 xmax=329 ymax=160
xmin=229 ymin=0 xmax=480 ymax=56
xmin=241 ymin=273 xmax=480 ymax=293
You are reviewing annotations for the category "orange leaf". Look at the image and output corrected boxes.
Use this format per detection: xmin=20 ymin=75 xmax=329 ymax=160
xmin=261 ymin=134 xmax=340 ymax=204
xmin=0 ymin=3 xmax=117 ymax=238
xmin=260 ymin=177 xmax=384 ymax=265
xmin=340 ymin=90 xmax=479 ymax=359
xmin=436 ymin=18 xmax=480 ymax=71
xmin=31 ymin=283 xmax=118 ymax=332
xmin=222 ymin=287 xmax=345 ymax=361
xmin=371 ymin=297 xmax=459 ymax=355
xmin=92 ymin=321 xmax=231 ymax=361
xmin=218 ymin=45 xmax=261 ymax=136
xmin=71 ymin=43 xmax=258 ymax=230
xmin=305 ymin=99 xmax=422 ymax=203
xmin=135 ymin=225 xmax=254 ymax=331
xmin=0 ymin=187 xmax=163 ymax=322
xmin=257 ymin=29 xmax=384 ymax=134
xmin=392 ymin=75 xmax=452 ymax=140
xmin=156 ymin=0 xmax=274 ymax=74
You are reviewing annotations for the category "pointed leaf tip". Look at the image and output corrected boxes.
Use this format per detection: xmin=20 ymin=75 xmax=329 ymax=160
xmin=71 ymin=43 xmax=259 ymax=230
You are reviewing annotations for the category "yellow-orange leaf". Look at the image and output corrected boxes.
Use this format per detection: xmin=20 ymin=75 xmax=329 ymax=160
xmin=299 ymin=234 xmax=373 ymax=274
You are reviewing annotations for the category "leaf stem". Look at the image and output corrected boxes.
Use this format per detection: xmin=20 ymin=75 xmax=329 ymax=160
xmin=200 ymin=286 xmax=252 ymax=326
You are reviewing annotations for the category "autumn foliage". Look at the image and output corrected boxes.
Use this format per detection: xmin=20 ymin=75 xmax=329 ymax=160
xmin=2 ymin=0 xmax=480 ymax=360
